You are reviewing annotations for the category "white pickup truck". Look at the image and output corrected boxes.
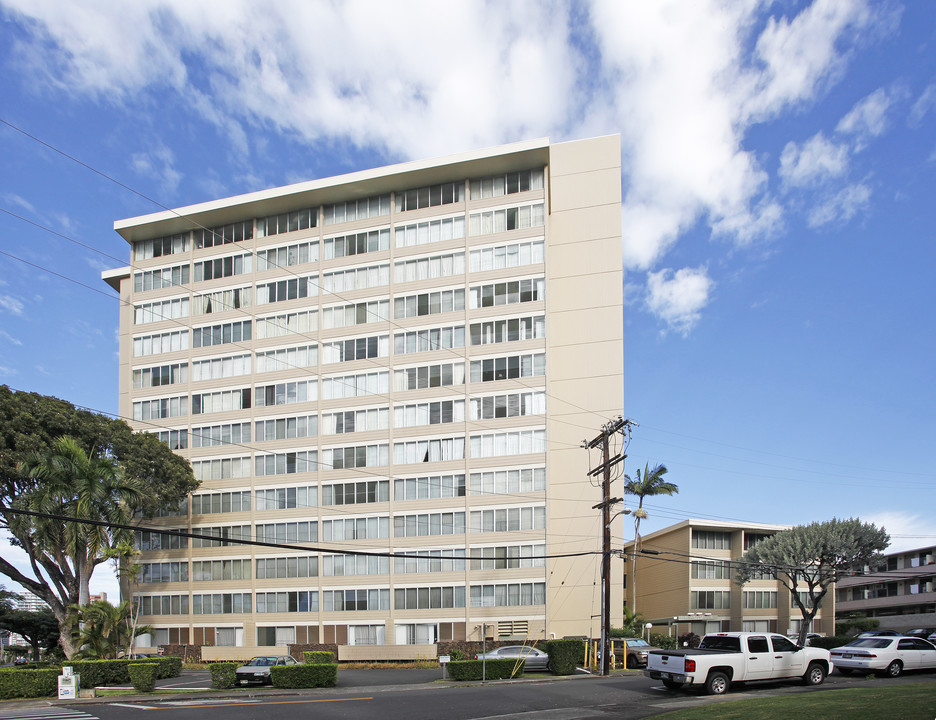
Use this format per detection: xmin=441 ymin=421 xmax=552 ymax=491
xmin=644 ymin=632 xmax=833 ymax=695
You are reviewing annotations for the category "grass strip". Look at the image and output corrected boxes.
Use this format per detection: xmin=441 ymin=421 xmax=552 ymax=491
xmin=653 ymin=682 xmax=936 ymax=720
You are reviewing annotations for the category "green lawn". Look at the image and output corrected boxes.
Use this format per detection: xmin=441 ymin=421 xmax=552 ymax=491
xmin=653 ymin=682 xmax=936 ymax=720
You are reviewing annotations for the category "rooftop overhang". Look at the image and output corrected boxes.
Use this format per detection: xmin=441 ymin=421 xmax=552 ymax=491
xmin=113 ymin=138 xmax=551 ymax=244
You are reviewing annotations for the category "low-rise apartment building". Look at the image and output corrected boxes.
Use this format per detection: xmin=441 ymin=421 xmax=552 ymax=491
xmin=836 ymin=545 xmax=936 ymax=632
xmin=622 ymin=519 xmax=835 ymax=639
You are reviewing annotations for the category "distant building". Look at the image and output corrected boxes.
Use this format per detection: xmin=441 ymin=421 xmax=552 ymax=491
xmin=15 ymin=591 xmax=48 ymax=613
xmin=622 ymin=519 xmax=835 ymax=638
xmin=836 ymin=545 xmax=936 ymax=631
xmin=102 ymin=136 xmax=625 ymax=655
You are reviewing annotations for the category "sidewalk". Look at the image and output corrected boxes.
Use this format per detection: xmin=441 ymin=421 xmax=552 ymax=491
xmin=0 ymin=668 xmax=606 ymax=710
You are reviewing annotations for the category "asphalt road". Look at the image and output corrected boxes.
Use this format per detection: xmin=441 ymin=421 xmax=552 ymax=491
xmin=3 ymin=668 xmax=934 ymax=720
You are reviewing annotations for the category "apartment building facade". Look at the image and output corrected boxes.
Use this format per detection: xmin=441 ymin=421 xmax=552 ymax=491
xmin=103 ymin=136 xmax=624 ymax=655
xmin=622 ymin=519 xmax=835 ymax=639
xmin=836 ymin=545 xmax=936 ymax=631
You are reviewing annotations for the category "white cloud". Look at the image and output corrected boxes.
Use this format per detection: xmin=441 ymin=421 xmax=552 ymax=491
xmin=0 ymin=330 xmax=23 ymax=346
xmin=779 ymin=132 xmax=849 ymax=188
xmin=836 ymin=87 xmax=894 ymax=149
xmin=862 ymin=511 xmax=935 ymax=554
xmin=130 ymin=145 xmax=182 ymax=196
xmin=808 ymin=182 xmax=871 ymax=227
xmin=0 ymin=294 xmax=25 ymax=316
xmin=0 ymin=193 xmax=36 ymax=213
xmin=0 ymin=365 xmax=17 ymax=377
xmin=909 ymin=83 xmax=936 ymax=127
xmin=645 ymin=266 xmax=713 ymax=335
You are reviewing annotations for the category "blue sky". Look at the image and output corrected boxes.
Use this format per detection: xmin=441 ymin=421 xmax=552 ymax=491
xmin=0 ymin=0 xmax=934 ymax=599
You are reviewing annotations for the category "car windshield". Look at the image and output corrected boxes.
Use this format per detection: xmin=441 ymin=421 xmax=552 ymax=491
xmin=846 ymin=639 xmax=892 ymax=649
xmin=246 ymin=657 xmax=277 ymax=666
xmin=624 ymin=639 xmax=649 ymax=647
xmin=699 ymin=636 xmax=741 ymax=652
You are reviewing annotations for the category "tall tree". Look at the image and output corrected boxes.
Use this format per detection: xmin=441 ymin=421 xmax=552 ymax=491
xmin=623 ymin=463 xmax=678 ymax=613
xmin=75 ymin=599 xmax=148 ymax=659
xmin=0 ymin=609 xmax=60 ymax=661
xmin=735 ymin=518 xmax=890 ymax=647
xmin=0 ymin=386 xmax=198 ymax=658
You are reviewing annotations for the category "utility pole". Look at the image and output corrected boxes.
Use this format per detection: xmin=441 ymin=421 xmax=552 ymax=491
xmin=584 ymin=416 xmax=632 ymax=676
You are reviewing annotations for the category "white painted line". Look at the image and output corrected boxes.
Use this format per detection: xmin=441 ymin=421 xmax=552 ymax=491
xmin=107 ymin=704 xmax=157 ymax=710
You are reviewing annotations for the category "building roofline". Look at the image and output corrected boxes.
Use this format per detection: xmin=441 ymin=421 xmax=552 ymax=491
xmin=113 ymin=137 xmax=553 ymax=244
xmin=101 ymin=266 xmax=130 ymax=292
xmin=622 ymin=518 xmax=792 ymax=548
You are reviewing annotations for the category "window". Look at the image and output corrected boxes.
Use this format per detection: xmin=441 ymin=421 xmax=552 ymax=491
xmin=395 ymin=549 xmax=467 ymax=574
xmin=394 ymin=288 xmax=465 ymax=318
xmin=193 ymin=559 xmax=251 ymax=581
xmin=256 ymin=310 xmax=317 ymax=339
xmin=394 ymin=586 xmax=466 ymax=610
xmin=191 ymin=491 xmax=251 ymax=514
xmin=191 ymin=457 xmax=251 ymax=481
xmin=469 ymin=582 xmax=545 ymax=607
xmin=193 ymin=320 xmax=252 ymax=348
xmin=256 ymin=556 xmax=318 ymax=579
xmin=254 ymin=485 xmax=318 ymax=511
xmin=393 ymin=511 xmax=465 ymax=537
xmin=469 ymin=545 xmax=545 ymax=570
xmin=322 ymin=371 xmax=389 ymax=400
xmin=322 ymin=299 xmax=390 ymax=328
xmin=192 ymin=593 xmax=251 ymax=614
xmin=132 ymin=395 xmax=188 ymax=420
xmin=322 ymin=480 xmax=390 ymax=506
xmin=257 ymin=626 xmax=297 ymax=646
xmin=323 ymin=195 xmax=390 ymax=225
xmin=469 ymin=169 xmax=544 ymax=199
xmin=395 ymin=181 xmax=464 ymax=211
xmin=255 ymin=344 xmax=318 ymax=373
xmin=469 ymin=277 xmax=545 ymax=309
xmin=394 ymin=251 xmax=466 ymax=283
xmin=322 ymin=444 xmax=390 ymax=470
xmin=256 ymin=207 xmax=318 ymax=237
xmin=469 ymin=239 xmax=544 ymax=272
xmin=468 ymin=202 xmax=545 ymax=236
xmin=192 ymin=286 xmax=251 ymax=315
xmin=191 ymin=525 xmax=251 ymax=548
xmin=135 ymin=530 xmax=187 ymax=551
xmin=322 ymin=516 xmax=390 ymax=541
xmin=743 ymin=591 xmax=778 ymax=609
xmin=193 ymin=252 xmax=252 ymax=282
xmin=691 ymin=591 xmax=730 ymax=609
xmin=323 ymin=228 xmax=390 ymax=259
xmin=468 ymin=468 xmax=545 ymax=495
xmin=321 ymin=335 xmax=389 ymax=364
xmin=469 ymin=392 xmax=545 ymax=420
xmin=152 ymin=428 xmax=188 ymax=450
xmin=191 ymin=422 xmax=251 ymax=448
xmin=255 ymin=276 xmax=318 ymax=304
xmin=256 ymin=521 xmax=318 ymax=543
xmin=191 ymin=353 xmax=251 ymax=381
xmin=132 ymin=363 xmax=188 ymax=389
xmin=321 ymin=407 xmax=389 ymax=435
xmin=322 ymin=262 xmax=390 ymax=292
xmin=255 ymin=592 xmax=318 ymax=613
xmin=394 ymin=399 xmax=465 ymax=428
xmin=394 ymin=474 xmax=466 ymax=500
xmin=254 ymin=450 xmax=318 ymax=476
xmin=193 ymin=221 xmax=253 ymax=249
xmin=139 ymin=562 xmax=189 ymax=583
xmin=191 ymin=388 xmax=251 ymax=415
xmin=692 ymin=530 xmax=732 ymax=550
xmin=254 ymin=413 xmax=319 ymax=441
xmin=469 ymin=315 xmax=545 ymax=346
xmin=393 ymin=436 xmax=465 ymax=464
xmin=134 ymin=233 xmax=189 ymax=260
xmin=743 ymin=533 xmax=772 ymax=550
xmin=394 ymin=325 xmax=465 ymax=355
xmin=134 ymin=263 xmax=190 ymax=292
xmin=256 ymin=240 xmax=318 ymax=271
xmin=133 ymin=330 xmax=189 ymax=357
xmin=469 ymin=506 xmax=546 ymax=533
xmin=691 ymin=560 xmax=731 ymax=580
xmin=322 ymin=589 xmax=390 ymax=612
xmin=393 ymin=362 xmax=465 ymax=391
xmin=134 ymin=595 xmax=190 ymax=616
xmin=469 ymin=353 xmax=545 ymax=383
xmin=134 ymin=297 xmax=189 ymax=325
xmin=395 ymin=215 xmax=466 ymax=248
xmin=255 ymin=380 xmax=317 ymax=407
xmin=469 ymin=429 xmax=546 ymax=458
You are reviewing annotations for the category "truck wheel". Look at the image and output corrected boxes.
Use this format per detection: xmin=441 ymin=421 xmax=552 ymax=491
xmin=704 ymin=671 xmax=730 ymax=695
xmin=802 ymin=662 xmax=826 ymax=686
xmin=628 ymin=654 xmax=639 ymax=669
xmin=662 ymin=679 xmax=683 ymax=691
xmin=881 ymin=660 xmax=902 ymax=678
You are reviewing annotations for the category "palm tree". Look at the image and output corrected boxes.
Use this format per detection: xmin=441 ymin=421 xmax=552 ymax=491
xmin=624 ymin=463 xmax=678 ymax=614
xmin=16 ymin=436 xmax=144 ymax=657
xmin=75 ymin=599 xmax=149 ymax=659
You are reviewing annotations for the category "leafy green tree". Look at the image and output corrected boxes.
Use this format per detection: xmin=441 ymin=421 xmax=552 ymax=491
xmin=0 ymin=608 xmax=60 ymax=660
xmin=623 ymin=463 xmax=677 ymax=613
xmin=610 ymin=607 xmax=647 ymax=638
xmin=74 ymin=599 xmax=149 ymax=659
xmin=0 ymin=386 xmax=197 ymax=658
xmin=735 ymin=518 xmax=890 ymax=646
xmin=0 ymin=584 xmax=19 ymax=612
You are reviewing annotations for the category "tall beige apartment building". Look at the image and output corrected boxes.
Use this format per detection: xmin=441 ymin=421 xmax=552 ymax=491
xmin=103 ymin=136 xmax=624 ymax=656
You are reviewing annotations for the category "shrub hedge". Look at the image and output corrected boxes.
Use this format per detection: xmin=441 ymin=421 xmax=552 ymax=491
xmin=303 ymin=650 xmax=335 ymax=664
xmin=128 ymin=663 xmax=156 ymax=692
xmin=0 ymin=668 xmax=60 ymax=699
xmin=446 ymin=658 xmax=524 ymax=681
xmin=544 ymin=639 xmax=584 ymax=676
xmin=271 ymin=663 xmax=338 ymax=688
xmin=208 ymin=662 xmax=238 ymax=689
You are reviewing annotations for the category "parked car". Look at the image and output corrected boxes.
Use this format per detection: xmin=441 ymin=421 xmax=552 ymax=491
xmin=12 ymin=657 xmax=28 ymax=665
xmin=645 ymin=632 xmax=832 ymax=695
xmin=858 ymin=630 xmax=902 ymax=637
xmin=786 ymin=633 xmax=822 ymax=646
xmin=904 ymin=628 xmax=936 ymax=640
xmin=475 ymin=645 xmax=549 ymax=671
xmin=235 ymin=655 xmax=299 ymax=685
xmin=831 ymin=636 xmax=936 ymax=677
xmin=613 ymin=638 xmax=660 ymax=667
